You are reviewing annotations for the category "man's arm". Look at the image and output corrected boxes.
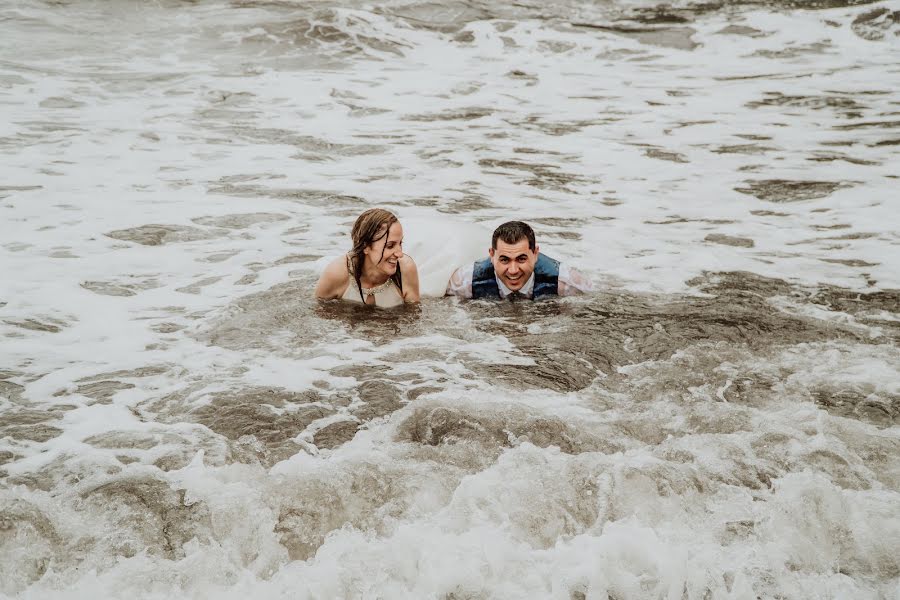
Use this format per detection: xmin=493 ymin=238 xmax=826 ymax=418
xmin=445 ymin=264 xmax=474 ymax=299
xmin=558 ymin=264 xmax=592 ymax=296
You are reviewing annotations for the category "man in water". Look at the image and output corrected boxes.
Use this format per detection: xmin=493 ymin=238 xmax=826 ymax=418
xmin=445 ymin=221 xmax=592 ymax=299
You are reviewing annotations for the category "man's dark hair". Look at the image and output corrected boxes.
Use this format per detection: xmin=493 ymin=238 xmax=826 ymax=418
xmin=492 ymin=221 xmax=536 ymax=251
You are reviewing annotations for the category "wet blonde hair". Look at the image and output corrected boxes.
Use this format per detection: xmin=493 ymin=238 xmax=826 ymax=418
xmin=349 ymin=208 xmax=402 ymax=302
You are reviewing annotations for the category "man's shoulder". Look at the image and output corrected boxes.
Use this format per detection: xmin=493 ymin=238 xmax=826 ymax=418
xmin=536 ymin=253 xmax=561 ymax=271
xmin=453 ymin=262 xmax=476 ymax=277
xmin=533 ymin=254 xmax=592 ymax=296
xmin=472 ymin=256 xmax=493 ymax=277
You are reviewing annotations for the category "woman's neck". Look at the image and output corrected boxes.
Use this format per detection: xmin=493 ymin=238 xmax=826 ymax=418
xmin=357 ymin=256 xmax=390 ymax=288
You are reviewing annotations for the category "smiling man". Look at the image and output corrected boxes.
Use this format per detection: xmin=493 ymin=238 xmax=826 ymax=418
xmin=445 ymin=221 xmax=592 ymax=300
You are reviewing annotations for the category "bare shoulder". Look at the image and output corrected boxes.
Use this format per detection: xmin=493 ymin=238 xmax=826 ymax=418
xmin=399 ymin=254 xmax=420 ymax=301
xmin=314 ymin=256 xmax=351 ymax=299
xmin=399 ymin=253 xmax=417 ymax=274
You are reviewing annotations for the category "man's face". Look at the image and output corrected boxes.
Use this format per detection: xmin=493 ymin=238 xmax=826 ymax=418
xmin=489 ymin=238 xmax=539 ymax=292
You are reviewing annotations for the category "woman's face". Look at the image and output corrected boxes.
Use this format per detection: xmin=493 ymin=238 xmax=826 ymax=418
xmin=364 ymin=221 xmax=404 ymax=276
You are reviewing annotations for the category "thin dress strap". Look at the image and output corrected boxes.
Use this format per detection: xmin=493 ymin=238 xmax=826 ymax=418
xmin=343 ymin=254 xmax=401 ymax=305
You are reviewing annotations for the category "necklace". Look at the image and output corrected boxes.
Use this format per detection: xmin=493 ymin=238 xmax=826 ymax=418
xmin=347 ymin=256 xmax=396 ymax=298
xmin=360 ymin=278 xmax=394 ymax=297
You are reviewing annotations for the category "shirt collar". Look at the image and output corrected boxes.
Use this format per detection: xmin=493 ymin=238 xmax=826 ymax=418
xmin=496 ymin=272 xmax=535 ymax=299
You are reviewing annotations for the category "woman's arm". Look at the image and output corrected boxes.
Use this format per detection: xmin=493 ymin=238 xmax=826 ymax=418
xmin=314 ymin=257 xmax=351 ymax=299
xmin=399 ymin=255 xmax=420 ymax=303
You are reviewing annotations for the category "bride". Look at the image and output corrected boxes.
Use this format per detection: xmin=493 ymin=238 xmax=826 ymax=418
xmin=314 ymin=208 xmax=420 ymax=307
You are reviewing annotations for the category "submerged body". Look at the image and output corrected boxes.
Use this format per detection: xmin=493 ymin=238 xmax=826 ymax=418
xmin=315 ymin=209 xmax=419 ymax=307
xmin=446 ymin=222 xmax=592 ymax=299
xmin=335 ymin=254 xmax=411 ymax=308
xmin=447 ymin=253 xmax=592 ymax=300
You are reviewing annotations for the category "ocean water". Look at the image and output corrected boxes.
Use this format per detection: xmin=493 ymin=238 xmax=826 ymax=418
xmin=1 ymin=0 xmax=899 ymax=598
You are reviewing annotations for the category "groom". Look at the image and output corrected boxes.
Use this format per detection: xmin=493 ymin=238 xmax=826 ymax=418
xmin=445 ymin=221 xmax=591 ymax=300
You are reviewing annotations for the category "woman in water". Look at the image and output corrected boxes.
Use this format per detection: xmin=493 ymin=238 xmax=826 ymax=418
xmin=314 ymin=208 xmax=420 ymax=307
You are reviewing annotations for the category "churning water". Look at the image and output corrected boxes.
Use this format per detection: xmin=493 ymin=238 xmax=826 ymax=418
xmin=0 ymin=0 xmax=898 ymax=598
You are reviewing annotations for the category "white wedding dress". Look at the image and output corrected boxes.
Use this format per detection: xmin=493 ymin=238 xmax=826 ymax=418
xmin=402 ymin=218 xmax=489 ymax=297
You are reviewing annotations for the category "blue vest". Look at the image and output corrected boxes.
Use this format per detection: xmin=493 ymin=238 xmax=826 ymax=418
xmin=472 ymin=254 xmax=560 ymax=299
